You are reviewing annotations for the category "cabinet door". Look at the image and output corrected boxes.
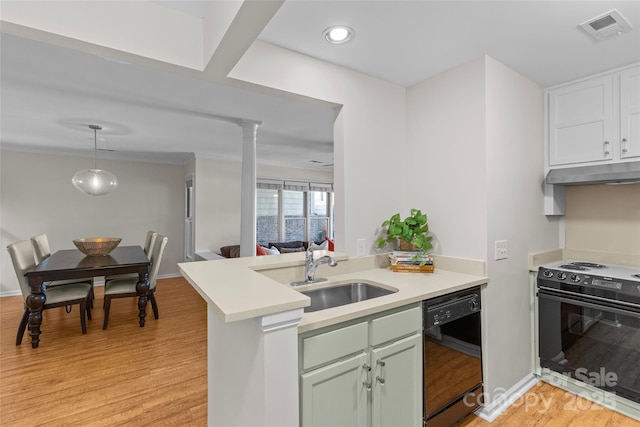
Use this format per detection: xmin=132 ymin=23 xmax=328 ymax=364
xmin=300 ymin=353 xmax=368 ymax=427
xmin=371 ymin=334 xmax=422 ymax=427
xmin=620 ymin=66 xmax=640 ymax=159
xmin=548 ymin=75 xmax=613 ymax=165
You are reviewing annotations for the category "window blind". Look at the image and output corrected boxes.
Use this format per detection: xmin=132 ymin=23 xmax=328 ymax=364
xmin=257 ymin=179 xmax=334 ymax=192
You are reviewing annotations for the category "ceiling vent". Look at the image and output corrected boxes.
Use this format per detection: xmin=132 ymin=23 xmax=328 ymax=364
xmin=579 ymin=9 xmax=632 ymax=41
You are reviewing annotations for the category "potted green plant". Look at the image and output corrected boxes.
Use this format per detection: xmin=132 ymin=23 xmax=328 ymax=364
xmin=376 ymin=209 xmax=433 ymax=253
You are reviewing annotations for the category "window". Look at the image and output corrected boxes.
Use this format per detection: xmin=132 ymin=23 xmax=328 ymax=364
xmin=257 ymin=180 xmax=334 ymax=246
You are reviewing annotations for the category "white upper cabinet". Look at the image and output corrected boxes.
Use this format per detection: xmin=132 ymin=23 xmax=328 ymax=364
xmin=548 ymin=75 xmax=613 ymax=165
xmin=547 ymin=64 xmax=640 ymax=167
xmin=620 ymin=66 xmax=640 ymax=159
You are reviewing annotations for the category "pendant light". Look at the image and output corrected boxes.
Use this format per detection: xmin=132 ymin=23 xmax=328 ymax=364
xmin=71 ymin=125 xmax=118 ymax=196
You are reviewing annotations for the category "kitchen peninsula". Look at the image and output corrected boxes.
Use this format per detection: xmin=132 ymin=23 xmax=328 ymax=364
xmin=178 ymin=251 xmax=488 ymax=427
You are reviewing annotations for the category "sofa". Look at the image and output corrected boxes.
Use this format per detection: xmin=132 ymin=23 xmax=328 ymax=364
xmin=219 ymin=239 xmax=333 ymax=258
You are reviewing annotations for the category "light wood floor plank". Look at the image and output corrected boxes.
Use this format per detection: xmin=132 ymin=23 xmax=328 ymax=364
xmin=460 ymin=381 xmax=639 ymax=426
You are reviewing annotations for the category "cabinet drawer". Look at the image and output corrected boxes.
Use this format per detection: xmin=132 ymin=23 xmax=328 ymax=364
xmin=371 ymin=306 xmax=421 ymax=347
xmin=302 ymin=321 xmax=368 ymax=371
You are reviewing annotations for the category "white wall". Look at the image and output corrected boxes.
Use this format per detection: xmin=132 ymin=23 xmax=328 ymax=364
xmin=0 ymin=150 xmax=185 ymax=295
xmin=405 ymin=56 xmax=560 ymax=405
xmin=484 ymin=56 xmax=560 ymax=400
xmin=193 ymin=157 xmax=242 ymax=254
xmin=406 ymin=57 xmax=488 ymax=258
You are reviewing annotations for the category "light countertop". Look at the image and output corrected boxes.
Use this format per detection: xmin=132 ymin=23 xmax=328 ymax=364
xmin=178 ymin=251 xmax=489 ymax=333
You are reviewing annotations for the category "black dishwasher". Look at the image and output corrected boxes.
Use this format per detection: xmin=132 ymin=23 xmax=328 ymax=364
xmin=423 ymin=286 xmax=483 ymax=427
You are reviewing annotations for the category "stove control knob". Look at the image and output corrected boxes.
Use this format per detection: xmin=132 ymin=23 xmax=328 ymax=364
xmin=570 ymin=274 xmax=581 ymax=283
xmin=557 ymin=272 xmax=567 ymax=280
xmin=543 ymin=270 xmax=553 ymax=278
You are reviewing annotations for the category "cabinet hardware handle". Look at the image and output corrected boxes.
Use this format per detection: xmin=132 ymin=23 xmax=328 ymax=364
xmin=376 ymin=360 xmax=386 ymax=385
xmin=603 ymin=141 xmax=610 ymax=156
xmin=622 ymin=138 xmax=628 ymax=154
xmin=363 ymin=364 xmax=372 ymax=391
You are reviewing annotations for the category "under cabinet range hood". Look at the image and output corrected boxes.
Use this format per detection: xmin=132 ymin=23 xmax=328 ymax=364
xmin=546 ymin=162 xmax=640 ymax=185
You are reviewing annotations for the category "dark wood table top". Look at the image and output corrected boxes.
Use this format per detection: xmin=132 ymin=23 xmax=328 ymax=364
xmin=26 ymin=245 xmax=150 ymax=281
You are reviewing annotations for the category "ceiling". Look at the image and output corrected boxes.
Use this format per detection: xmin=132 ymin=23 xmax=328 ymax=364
xmin=0 ymin=33 xmax=336 ymax=169
xmin=260 ymin=0 xmax=640 ymax=88
xmin=1 ymin=1 xmax=639 ymax=170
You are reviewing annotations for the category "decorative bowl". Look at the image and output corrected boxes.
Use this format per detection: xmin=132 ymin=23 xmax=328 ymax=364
xmin=73 ymin=237 xmax=122 ymax=256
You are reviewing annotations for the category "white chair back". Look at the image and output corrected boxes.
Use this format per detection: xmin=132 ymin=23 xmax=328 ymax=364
xmin=144 ymin=231 xmax=158 ymax=256
xmin=7 ymin=240 xmax=38 ymax=298
xmin=148 ymin=235 xmax=168 ymax=290
xmin=31 ymin=234 xmax=51 ymax=264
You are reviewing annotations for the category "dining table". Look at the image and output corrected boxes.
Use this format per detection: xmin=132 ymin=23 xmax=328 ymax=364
xmin=24 ymin=245 xmax=150 ymax=348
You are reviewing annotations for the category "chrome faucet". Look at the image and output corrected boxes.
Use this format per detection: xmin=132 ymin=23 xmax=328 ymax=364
xmin=292 ymin=246 xmax=338 ymax=286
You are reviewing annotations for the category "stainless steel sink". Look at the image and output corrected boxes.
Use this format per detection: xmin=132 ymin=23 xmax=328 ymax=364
xmin=301 ymin=282 xmax=396 ymax=313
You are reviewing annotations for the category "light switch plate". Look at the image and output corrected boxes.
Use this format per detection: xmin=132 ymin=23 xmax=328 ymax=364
xmin=495 ymin=240 xmax=508 ymax=260
xmin=357 ymin=239 xmax=366 ymax=256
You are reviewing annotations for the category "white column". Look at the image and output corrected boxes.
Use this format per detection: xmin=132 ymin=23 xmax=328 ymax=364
xmin=256 ymin=311 xmax=303 ymax=427
xmin=238 ymin=120 xmax=261 ymax=257
xmin=207 ymin=306 xmax=302 ymax=427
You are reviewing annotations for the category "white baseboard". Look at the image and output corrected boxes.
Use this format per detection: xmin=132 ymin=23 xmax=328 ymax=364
xmin=0 ymin=289 xmax=21 ymax=298
xmin=475 ymin=373 xmax=539 ymax=422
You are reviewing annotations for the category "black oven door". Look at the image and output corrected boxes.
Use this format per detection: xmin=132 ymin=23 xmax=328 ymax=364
xmin=538 ymin=286 xmax=640 ymax=404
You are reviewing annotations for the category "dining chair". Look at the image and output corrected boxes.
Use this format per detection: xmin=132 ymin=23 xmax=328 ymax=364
xmin=31 ymin=233 xmax=52 ymax=264
xmin=103 ymin=231 xmax=157 ymax=284
xmin=7 ymin=239 xmax=93 ymax=345
xmin=142 ymin=230 xmax=158 ymax=256
xmin=102 ymin=234 xmax=168 ymax=329
xmin=31 ymin=234 xmax=95 ymax=302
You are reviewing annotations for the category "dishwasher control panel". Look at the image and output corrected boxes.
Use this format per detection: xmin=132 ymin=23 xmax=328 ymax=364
xmin=424 ymin=289 xmax=481 ymax=328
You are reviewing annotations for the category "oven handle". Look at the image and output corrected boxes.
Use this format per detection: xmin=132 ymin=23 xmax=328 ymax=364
xmin=538 ymin=289 xmax=640 ymax=319
xmin=538 ymin=285 xmax=640 ymax=311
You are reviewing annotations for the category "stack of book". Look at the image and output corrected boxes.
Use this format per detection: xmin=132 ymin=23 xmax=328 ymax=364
xmin=389 ymin=251 xmax=434 ymax=273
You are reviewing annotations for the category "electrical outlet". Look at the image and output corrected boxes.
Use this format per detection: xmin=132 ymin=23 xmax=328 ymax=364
xmin=495 ymin=240 xmax=508 ymax=260
xmin=357 ymin=238 xmax=366 ymax=256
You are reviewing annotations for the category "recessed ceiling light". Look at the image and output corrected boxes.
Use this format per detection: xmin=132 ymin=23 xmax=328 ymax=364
xmin=323 ymin=25 xmax=354 ymax=44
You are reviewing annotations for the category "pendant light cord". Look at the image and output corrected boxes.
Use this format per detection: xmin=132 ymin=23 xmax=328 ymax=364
xmin=93 ymin=126 xmax=98 ymax=169
xmin=89 ymin=124 xmax=102 ymax=169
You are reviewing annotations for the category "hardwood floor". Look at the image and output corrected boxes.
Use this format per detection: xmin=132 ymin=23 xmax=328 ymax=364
xmin=460 ymin=381 xmax=639 ymax=427
xmin=0 ymin=277 xmax=208 ymax=426
xmin=1 ymin=277 xmax=638 ymax=426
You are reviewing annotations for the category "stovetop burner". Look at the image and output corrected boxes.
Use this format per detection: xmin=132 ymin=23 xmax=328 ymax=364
xmin=558 ymin=264 xmax=590 ymax=271
xmin=568 ymin=261 xmax=607 ymax=269
xmin=555 ymin=262 xmax=608 ymax=271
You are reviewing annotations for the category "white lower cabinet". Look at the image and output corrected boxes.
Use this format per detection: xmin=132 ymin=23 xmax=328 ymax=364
xmin=301 ymin=353 xmax=369 ymax=427
xmin=371 ymin=334 xmax=422 ymax=427
xmin=299 ymin=304 xmax=422 ymax=427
